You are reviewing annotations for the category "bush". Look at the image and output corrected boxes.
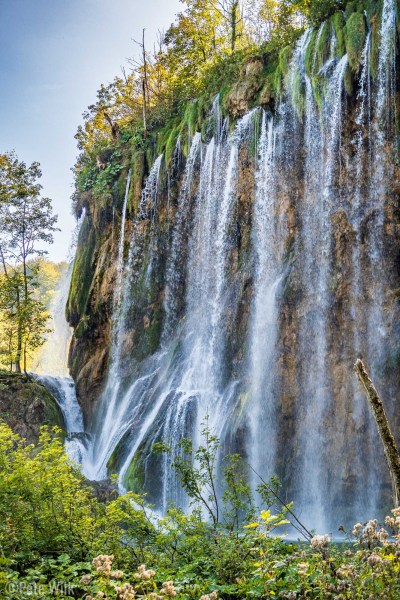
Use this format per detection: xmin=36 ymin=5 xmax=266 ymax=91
xmin=2 ymin=422 xmax=400 ymax=598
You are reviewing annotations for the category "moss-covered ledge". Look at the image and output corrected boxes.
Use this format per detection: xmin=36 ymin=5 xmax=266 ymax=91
xmin=0 ymin=372 xmax=65 ymax=445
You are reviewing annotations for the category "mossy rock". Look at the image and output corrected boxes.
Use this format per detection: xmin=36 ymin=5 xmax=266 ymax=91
xmin=369 ymin=13 xmax=381 ymax=79
xmin=0 ymin=373 xmax=65 ymax=445
xmin=66 ymin=215 xmax=97 ymax=326
xmin=305 ymin=30 xmax=319 ymax=77
xmin=272 ymin=46 xmax=292 ymax=98
xmin=123 ymin=451 xmax=145 ymax=493
xmin=315 ymin=22 xmax=333 ymax=73
xmin=165 ymin=128 xmax=181 ymax=165
xmin=345 ymin=11 xmax=367 ymax=71
xmin=344 ymin=63 xmax=354 ymax=96
xmin=291 ymin=70 xmax=306 ymax=119
xmin=131 ymin=150 xmax=145 ymax=214
xmin=331 ymin=11 xmax=347 ymax=58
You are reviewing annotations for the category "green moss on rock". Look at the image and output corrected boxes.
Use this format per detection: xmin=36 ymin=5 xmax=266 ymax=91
xmin=345 ymin=11 xmax=367 ymax=71
xmin=123 ymin=452 xmax=145 ymax=493
xmin=130 ymin=150 xmax=145 ymax=214
xmin=331 ymin=12 xmax=347 ymax=58
xmin=305 ymin=30 xmax=318 ymax=77
xmin=369 ymin=13 xmax=381 ymax=79
xmin=67 ymin=215 xmax=97 ymax=327
xmin=315 ymin=22 xmax=333 ymax=73
xmin=0 ymin=372 xmax=65 ymax=445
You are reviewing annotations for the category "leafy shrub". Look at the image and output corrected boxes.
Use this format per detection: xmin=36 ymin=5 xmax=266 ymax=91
xmin=2 ymin=421 xmax=400 ymax=598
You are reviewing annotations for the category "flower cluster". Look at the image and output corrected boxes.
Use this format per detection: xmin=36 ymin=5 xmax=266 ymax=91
xmin=278 ymin=592 xmax=296 ymax=600
xmin=366 ymin=552 xmax=383 ymax=566
xmin=336 ymin=564 xmax=356 ymax=579
xmin=115 ymin=582 xmax=136 ymax=600
xmin=200 ymin=593 xmax=218 ymax=600
xmin=352 ymin=510 xmax=400 ymax=548
xmin=160 ymin=581 xmax=177 ymax=597
xmin=92 ymin=554 xmax=114 ymax=575
xmin=133 ymin=564 xmax=156 ymax=581
xmin=297 ymin=562 xmax=309 ymax=576
xmin=310 ymin=534 xmax=330 ymax=549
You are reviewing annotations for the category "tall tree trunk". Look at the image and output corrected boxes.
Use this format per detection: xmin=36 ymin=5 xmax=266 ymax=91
xmin=14 ymin=279 xmax=22 ymax=374
xmin=354 ymin=359 xmax=400 ymax=507
xmin=231 ymin=2 xmax=238 ymax=51
xmin=142 ymin=28 xmax=148 ymax=138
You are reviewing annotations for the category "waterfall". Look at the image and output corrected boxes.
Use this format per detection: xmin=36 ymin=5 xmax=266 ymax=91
xmin=376 ymin=0 xmax=396 ymax=129
xmin=115 ymin=169 xmax=131 ymax=304
xmin=33 ymin=263 xmax=74 ymax=378
xmin=163 ymin=132 xmax=202 ymax=339
xmin=114 ymin=112 xmax=258 ymax=503
xmin=247 ymin=112 xmax=282 ymax=485
xmin=67 ymin=2 xmax=398 ymax=532
xmin=84 ymin=157 xmax=164 ymax=481
xmin=33 ymin=263 xmax=86 ymax=464
xmin=297 ymin=50 xmax=349 ymax=532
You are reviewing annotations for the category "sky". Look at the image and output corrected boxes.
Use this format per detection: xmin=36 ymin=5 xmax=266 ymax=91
xmin=0 ymin=0 xmax=182 ymax=262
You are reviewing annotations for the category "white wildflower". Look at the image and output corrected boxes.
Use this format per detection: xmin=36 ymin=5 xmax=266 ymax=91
xmin=310 ymin=534 xmax=330 ymax=548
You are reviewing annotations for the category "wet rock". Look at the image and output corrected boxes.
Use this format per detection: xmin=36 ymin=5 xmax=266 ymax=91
xmin=0 ymin=372 xmax=64 ymax=444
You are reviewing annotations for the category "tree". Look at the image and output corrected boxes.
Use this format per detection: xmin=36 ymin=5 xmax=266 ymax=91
xmin=244 ymin=0 xmax=282 ymax=44
xmin=211 ymin=0 xmax=244 ymax=51
xmin=163 ymin=0 xmax=225 ymax=93
xmin=0 ymin=273 xmax=20 ymax=370
xmin=0 ymin=152 xmax=58 ymax=373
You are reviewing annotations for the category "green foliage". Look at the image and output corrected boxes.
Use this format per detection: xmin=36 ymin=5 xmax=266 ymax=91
xmin=345 ymin=11 xmax=367 ymax=71
xmin=0 ymin=423 xmax=101 ymax=560
xmin=304 ymin=0 xmax=345 ymax=26
xmin=2 ymin=421 xmax=400 ymax=598
xmin=173 ymin=420 xmax=223 ymax=526
xmin=0 ymin=153 xmax=58 ymax=372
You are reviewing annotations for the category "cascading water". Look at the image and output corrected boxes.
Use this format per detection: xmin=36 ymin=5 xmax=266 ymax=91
xmin=247 ymin=112 xmax=282 ymax=485
xmin=69 ymin=2 xmax=398 ymax=532
xmin=297 ymin=45 xmax=349 ymax=532
xmin=115 ymin=169 xmax=131 ymax=302
xmin=84 ymin=159 xmax=162 ymax=480
xmin=115 ymin=111 xmax=258 ymax=505
xmin=163 ymin=132 xmax=202 ymax=340
xmin=33 ymin=263 xmax=86 ymax=463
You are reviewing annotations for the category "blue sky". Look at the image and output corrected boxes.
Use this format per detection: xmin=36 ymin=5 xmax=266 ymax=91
xmin=0 ymin=0 xmax=181 ymax=261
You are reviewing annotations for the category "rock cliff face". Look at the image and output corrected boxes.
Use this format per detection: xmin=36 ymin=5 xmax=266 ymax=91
xmin=0 ymin=373 xmax=64 ymax=444
xmin=67 ymin=1 xmax=400 ymax=530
